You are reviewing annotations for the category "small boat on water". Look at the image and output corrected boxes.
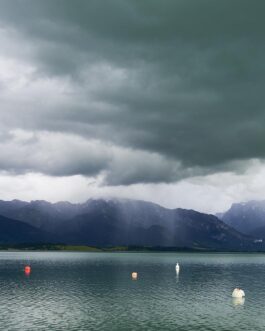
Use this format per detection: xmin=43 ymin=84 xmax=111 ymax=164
xmin=175 ymin=263 xmax=180 ymax=273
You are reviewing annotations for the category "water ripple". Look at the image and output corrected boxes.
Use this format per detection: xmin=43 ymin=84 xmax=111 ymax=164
xmin=0 ymin=252 xmax=265 ymax=330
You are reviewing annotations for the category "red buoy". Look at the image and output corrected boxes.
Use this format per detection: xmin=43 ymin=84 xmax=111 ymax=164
xmin=24 ymin=265 xmax=31 ymax=275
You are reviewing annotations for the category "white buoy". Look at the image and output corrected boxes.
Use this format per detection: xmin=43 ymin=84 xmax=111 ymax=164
xmin=175 ymin=263 xmax=180 ymax=273
xmin=232 ymin=288 xmax=245 ymax=298
xmin=131 ymin=272 xmax=138 ymax=280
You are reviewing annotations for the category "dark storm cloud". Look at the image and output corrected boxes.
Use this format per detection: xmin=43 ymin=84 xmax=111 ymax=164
xmin=0 ymin=0 xmax=264 ymax=184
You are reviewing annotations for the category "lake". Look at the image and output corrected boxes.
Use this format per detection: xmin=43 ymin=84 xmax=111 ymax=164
xmin=0 ymin=252 xmax=265 ymax=330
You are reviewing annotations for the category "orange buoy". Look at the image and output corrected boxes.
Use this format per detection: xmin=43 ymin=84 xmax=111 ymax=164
xmin=24 ymin=265 xmax=31 ymax=275
xmin=131 ymin=272 xmax=138 ymax=280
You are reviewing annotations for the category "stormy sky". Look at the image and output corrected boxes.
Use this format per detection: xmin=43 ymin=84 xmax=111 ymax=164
xmin=0 ymin=0 xmax=264 ymax=213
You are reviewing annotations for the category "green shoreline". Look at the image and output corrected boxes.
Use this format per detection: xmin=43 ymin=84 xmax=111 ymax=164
xmin=0 ymin=244 xmax=203 ymax=252
xmin=1 ymin=244 xmax=265 ymax=253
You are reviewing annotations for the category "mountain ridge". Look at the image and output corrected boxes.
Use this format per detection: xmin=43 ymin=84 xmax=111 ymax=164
xmin=219 ymin=200 xmax=265 ymax=237
xmin=0 ymin=198 xmax=261 ymax=250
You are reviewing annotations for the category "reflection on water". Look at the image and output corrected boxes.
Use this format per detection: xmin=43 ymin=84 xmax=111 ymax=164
xmin=0 ymin=252 xmax=264 ymax=330
xmin=232 ymin=297 xmax=245 ymax=306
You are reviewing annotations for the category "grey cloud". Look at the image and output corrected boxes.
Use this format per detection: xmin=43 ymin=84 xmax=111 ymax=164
xmin=0 ymin=131 xmax=110 ymax=177
xmin=0 ymin=130 xmax=190 ymax=185
xmin=0 ymin=1 xmax=264 ymax=184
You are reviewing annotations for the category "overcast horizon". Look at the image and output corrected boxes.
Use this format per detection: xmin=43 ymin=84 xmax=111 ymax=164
xmin=0 ymin=0 xmax=265 ymax=214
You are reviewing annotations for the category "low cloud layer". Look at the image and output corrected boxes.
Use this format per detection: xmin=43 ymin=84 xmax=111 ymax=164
xmin=0 ymin=129 xmax=185 ymax=184
xmin=0 ymin=1 xmax=264 ymax=210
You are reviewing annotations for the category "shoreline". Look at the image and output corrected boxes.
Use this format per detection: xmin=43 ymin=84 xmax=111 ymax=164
xmin=1 ymin=245 xmax=265 ymax=254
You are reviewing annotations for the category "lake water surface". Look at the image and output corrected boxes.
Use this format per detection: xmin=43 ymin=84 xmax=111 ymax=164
xmin=0 ymin=252 xmax=265 ymax=330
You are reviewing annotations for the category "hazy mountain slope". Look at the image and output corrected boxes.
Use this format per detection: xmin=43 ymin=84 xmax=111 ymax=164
xmin=0 ymin=215 xmax=48 ymax=244
xmin=173 ymin=209 xmax=253 ymax=249
xmin=250 ymin=226 xmax=265 ymax=239
xmin=56 ymin=200 xmax=256 ymax=250
xmin=0 ymin=200 xmax=79 ymax=232
xmin=220 ymin=200 xmax=265 ymax=235
xmin=0 ymin=198 xmax=260 ymax=250
xmin=0 ymin=199 xmax=171 ymax=232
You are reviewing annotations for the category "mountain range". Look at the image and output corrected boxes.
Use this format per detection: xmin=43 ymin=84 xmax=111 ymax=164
xmin=219 ymin=200 xmax=265 ymax=239
xmin=0 ymin=198 xmax=263 ymax=251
